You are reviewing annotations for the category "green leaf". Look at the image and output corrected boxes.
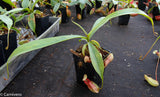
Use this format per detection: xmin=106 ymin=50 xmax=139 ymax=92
xmin=14 ymin=14 xmax=26 ymax=26
xmin=7 ymin=35 xmax=84 ymax=63
xmin=79 ymin=0 xmax=86 ymax=4
xmin=22 ymin=0 xmax=29 ymax=8
xmin=80 ymin=3 xmax=85 ymax=10
xmin=0 ymin=15 xmax=13 ymax=31
xmin=33 ymin=10 xmax=41 ymax=14
xmin=88 ymin=8 xmax=154 ymax=40
xmin=86 ymin=0 xmax=92 ymax=7
xmin=11 ymin=27 xmax=20 ymax=34
xmin=71 ymin=19 xmax=87 ymax=35
xmin=28 ymin=13 xmax=36 ymax=33
xmin=88 ymin=42 xmax=104 ymax=85
xmin=91 ymin=17 xmax=105 ymax=31
xmin=82 ymin=44 xmax=87 ymax=56
xmin=69 ymin=1 xmax=79 ymax=6
xmin=2 ymin=0 xmax=16 ymax=8
xmin=53 ymin=3 xmax=60 ymax=13
xmin=4 ymin=8 xmax=24 ymax=15
xmin=91 ymin=40 xmax=100 ymax=48
xmin=50 ymin=0 xmax=57 ymax=6
xmin=0 ymin=6 xmax=7 ymax=14
xmin=31 ymin=0 xmax=40 ymax=11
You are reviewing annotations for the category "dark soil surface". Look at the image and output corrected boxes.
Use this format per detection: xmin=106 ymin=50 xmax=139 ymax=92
xmin=2 ymin=7 xmax=160 ymax=97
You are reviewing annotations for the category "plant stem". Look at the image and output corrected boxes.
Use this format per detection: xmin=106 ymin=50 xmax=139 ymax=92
xmin=141 ymin=36 xmax=160 ymax=60
xmin=155 ymin=57 xmax=159 ymax=81
xmin=71 ymin=18 xmax=88 ymax=36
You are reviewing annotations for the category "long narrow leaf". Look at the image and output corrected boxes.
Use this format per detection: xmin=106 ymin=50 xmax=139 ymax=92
xmin=4 ymin=8 xmax=24 ymax=15
xmin=88 ymin=42 xmax=104 ymax=86
xmin=32 ymin=0 xmax=40 ymax=11
xmin=28 ymin=13 xmax=36 ymax=33
xmin=2 ymin=0 xmax=16 ymax=8
xmin=22 ymin=0 xmax=29 ymax=8
xmin=71 ymin=19 xmax=87 ymax=35
xmin=88 ymin=8 xmax=154 ymax=39
xmin=0 ymin=15 xmax=12 ymax=31
xmin=91 ymin=17 xmax=105 ymax=31
xmin=7 ymin=35 xmax=84 ymax=64
xmin=14 ymin=14 xmax=26 ymax=26
xmin=0 ymin=6 xmax=7 ymax=13
xmin=53 ymin=3 xmax=60 ymax=13
xmin=80 ymin=3 xmax=85 ymax=10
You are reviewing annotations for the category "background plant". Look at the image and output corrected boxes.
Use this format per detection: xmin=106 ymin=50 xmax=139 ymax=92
xmin=113 ymin=0 xmax=137 ymax=8
xmin=13 ymin=0 xmax=42 ymax=36
xmin=0 ymin=7 xmax=24 ymax=49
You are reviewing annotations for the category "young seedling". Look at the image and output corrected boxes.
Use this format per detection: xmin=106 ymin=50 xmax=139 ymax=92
xmin=5 ymin=8 xmax=154 ymax=93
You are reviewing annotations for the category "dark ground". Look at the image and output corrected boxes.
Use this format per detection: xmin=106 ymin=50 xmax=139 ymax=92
xmin=2 ymin=7 xmax=160 ymax=97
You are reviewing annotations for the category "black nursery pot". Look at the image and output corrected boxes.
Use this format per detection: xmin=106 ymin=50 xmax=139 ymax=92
xmin=73 ymin=54 xmax=102 ymax=86
xmin=57 ymin=8 xmax=69 ymax=23
xmin=138 ymin=0 xmax=147 ymax=10
xmin=0 ymin=31 xmax=17 ymax=66
xmin=73 ymin=46 xmax=111 ymax=87
xmin=76 ymin=5 xmax=87 ymax=19
xmin=35 ymin=16 xmax=50 ymax=36
xmin=152 ymin=7 xmax=160 ymax=21
xmin=118 ymin=15 xmax=130 ymax=25
xmin=0 ymin=40 xmax=6 ymax=66
xmin=96 ymin=0 xmax=102 ymax=9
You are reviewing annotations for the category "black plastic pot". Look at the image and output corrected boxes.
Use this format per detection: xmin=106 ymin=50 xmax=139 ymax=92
xmin=152 ymin=7 xmax=160 ymax=20
xmin=14 ymin=15 xmax=51 ymax=36
xmin=138 ymin=0 xmax=147 ymax=10
xmin=96 ymin=0 xmax=102 ymax=9
xmin=0 ymin=40 xmax=6 ymax=66
xmin=76 ymin=5 xmax=87 ymax=19
xmin=35 ymin=16 xmax=50 ymax=36
xmin=148 ymin=3 xmax=160 ymax=21
xmin=0 ymin=31 xmax=17 ymax=65
xmin=73 ymin=46 xmax=111 ymax=87
xmin=57 ymin=7 xmax=69 ymax=23
xmin=118 ymin=15 xmax=130 ymax=25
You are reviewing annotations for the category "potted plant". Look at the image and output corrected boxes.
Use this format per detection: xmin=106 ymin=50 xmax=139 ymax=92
xmin=49 ymin=0 xmax=73 ymax=23
xmin=144 ymin=0 xmax=160 ymax=21
xmin=13 ymin=0 xmax=54 ymax=36
xmin=6 ymin=8 xmax=154 ymax=93
xmin=0 ymin=7 xmax=24 ymax=66
xmin=115 ymin=0 xmax=138 ymax=25
xmin=95 ymin=0 xmax=118 ymax=16
xmin=74 ymin=0 xmax=93 ymax=20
